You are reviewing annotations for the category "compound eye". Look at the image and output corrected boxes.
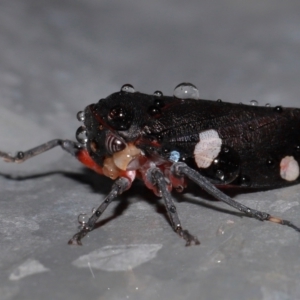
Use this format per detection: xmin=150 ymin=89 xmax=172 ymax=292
xmin=105 ymin=134 xmax=126 ymax=154
xmin=107 ymin=105 xmax=132 ymax=130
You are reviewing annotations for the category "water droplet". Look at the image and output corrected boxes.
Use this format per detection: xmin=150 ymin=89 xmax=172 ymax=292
xmin=217 ymin=225 xmax=225 ymax=235
xmin=238 ymin=174 xmax=251 ymax=186
xmin=78 ymin=213 xmax=88 ymax=225
xmin=250 ymin=100 xmax=258 ymax=106
xmin=173 ymin=83 xmax=199 ymax=100
xmin=107 ymin=105 xmax=133 ymax=130
xmin=148 ymin=106 xmax=161 ymax=116
xmin=217 ymin=99 xmax=222 ymax=103
xmin=154 ymin=98 xmax=165 ymax=108
xmin=121 ymin=84 xmax=135 ymax=93
xmin=155 ymin=133 xmax=163 ymax=141
xmin=216 ymin=170 xmax=225 ymax=181
xmin=162 ymin=147 xmax=169 ymax=153
xmin=169 ymin=205 xmax=176 ymax=213
xmin=92 ymin=208 xmax=96 ymax=214
xmin=180 ymin=156 xmax=188 ymax=162
xmin=274 ymin=106 xmax=283 ymax=113
xmin=266 ymin=158 xmax=275 ymax=167
xmin=76 ymin=126 xmax=88 ymax=144
xmin=201 ymin=145 xmax=240 ymax=184
xmin=265 ymin=103 xmax=271 ymax=107
xmin=77 ymin=111 xmax=85 ymax=122
xmin=17 ymin=151 xmax=25 ymax=160
xmin=153 ymin=90 xmax=163 ymax=97
xmin=210 ymin=252 xmax=225 ymax=264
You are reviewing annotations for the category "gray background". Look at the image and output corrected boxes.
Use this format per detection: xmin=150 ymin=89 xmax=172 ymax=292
xmin=1 ymin=0 xmax=300 ymax=299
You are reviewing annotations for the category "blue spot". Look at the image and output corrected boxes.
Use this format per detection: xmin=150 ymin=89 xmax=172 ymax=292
xmin=169 ymin=151 xmax=180 ymax=162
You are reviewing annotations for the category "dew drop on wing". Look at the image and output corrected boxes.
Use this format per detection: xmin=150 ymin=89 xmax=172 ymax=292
xmin=173 ymin=83 xmax=200 ymax=100
xmin=250 ymin=100 xmax=258 ymax=106
xmin=153 ymin=90 xmax=163 ymax=97
xmin=216 ymin=170 xmax=225 ymax=181
xmin=154 ymin=98 xmax=165 ymax=108
xmin=274 ymin=106 xmax=283 ymax=113
xmin=265 ymin=103 xmax=271 ymax=107
xmin=266 ymin=158 xmax=275 ymax=167
xmin=200 ymin=145 xmax=240 ymax=184
xmin=238 ymin=174 xmax=251 ymax=186
xmin=148 ymin=106 xmax=161 ymax=116
xmin=121 ymin=84 xmax=135 ymax=93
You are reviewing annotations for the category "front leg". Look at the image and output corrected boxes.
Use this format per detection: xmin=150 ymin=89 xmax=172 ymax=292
xmin=148 ymin=167 xmax=200 ymax=246
xmin=0 ymin=139 xmax=80 ymax=163
xmin=68 ymin=177 xmax=131 ymax=245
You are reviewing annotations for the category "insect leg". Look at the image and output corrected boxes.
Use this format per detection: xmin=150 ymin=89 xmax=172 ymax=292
xmin=68 ymin=177 xmax=131 ymax=245
xmin=172 ymin=162 xmax=300 ymax=232
xmin=149 ymin=167 xmax=200 ymax=246
xmin=0 ymin=139 xmax=80 ymax=163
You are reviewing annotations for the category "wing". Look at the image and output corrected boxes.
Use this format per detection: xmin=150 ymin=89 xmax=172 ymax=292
xmin=140 ymin=98 xmax=300 ymax=189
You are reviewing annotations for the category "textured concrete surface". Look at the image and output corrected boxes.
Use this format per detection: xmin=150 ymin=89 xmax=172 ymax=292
xmin=1 ymin=1 xmax=300 ymax=299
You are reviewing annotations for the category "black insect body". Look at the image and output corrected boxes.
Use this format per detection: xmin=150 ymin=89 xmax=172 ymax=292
xmin=1 ymin=83 xmax=300 ymax=246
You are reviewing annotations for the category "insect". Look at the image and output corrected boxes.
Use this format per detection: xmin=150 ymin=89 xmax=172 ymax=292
xmin=1 ymin=83 xmax=300 ymax=246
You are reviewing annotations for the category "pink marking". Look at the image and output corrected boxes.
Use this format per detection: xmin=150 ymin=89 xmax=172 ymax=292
xmin=280 ymin=156 xmax=299 ymax=181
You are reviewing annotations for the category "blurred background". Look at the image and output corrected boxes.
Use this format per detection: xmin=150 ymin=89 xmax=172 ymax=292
xmin=1 ymin=1 xmax=300 ymax=299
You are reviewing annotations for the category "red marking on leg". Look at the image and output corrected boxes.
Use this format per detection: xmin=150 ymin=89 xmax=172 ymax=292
xmin=167 ymin=171 xmax=187 ymax=192
xmin=118 ymin=170 xmax=135 ymax=190
xmin=76 ymin=149 xmax=103 ymax=175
